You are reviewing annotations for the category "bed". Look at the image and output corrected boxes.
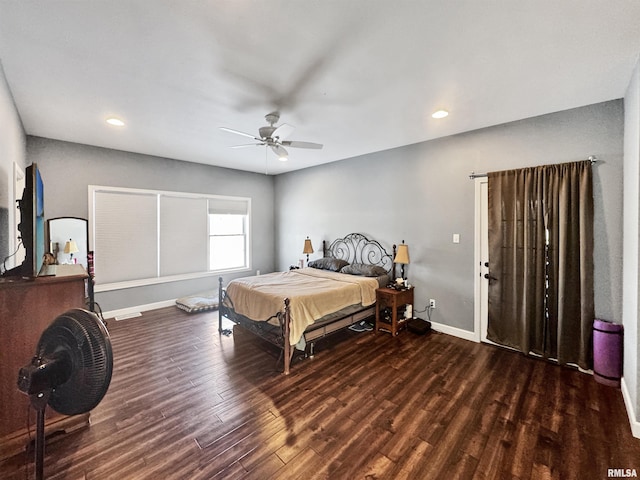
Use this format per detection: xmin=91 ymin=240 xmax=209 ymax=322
xmin=218 ymin=233 xmax=396 ymax=374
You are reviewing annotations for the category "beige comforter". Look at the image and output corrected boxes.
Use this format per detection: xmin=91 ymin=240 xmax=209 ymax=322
xmin=224 ymin=268 xmax=379 ymax=346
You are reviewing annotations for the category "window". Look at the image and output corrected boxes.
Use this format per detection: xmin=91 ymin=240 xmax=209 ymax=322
xmin=208 ymin=197 xmax=249 ymax=271
xmin=209 ymin=215 xmax=247 ymax=270
xmin=90 ymin=186 xmax=250 ymax=291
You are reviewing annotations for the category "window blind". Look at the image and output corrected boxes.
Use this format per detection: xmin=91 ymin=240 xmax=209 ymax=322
xmin=94 ymin=190 xmax=158 ymax=284
xmin=160 ymin=196 xmax=207 ymax=276
xmin=208 ymin=198 xmax=249 ymax=215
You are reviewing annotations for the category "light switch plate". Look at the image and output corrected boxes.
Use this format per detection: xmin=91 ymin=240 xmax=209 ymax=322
xmin=453 ymin=233 xmax=460 ymax=244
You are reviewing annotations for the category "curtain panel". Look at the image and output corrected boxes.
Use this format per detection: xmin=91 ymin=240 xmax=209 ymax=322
xmin=487 ymin=160 xmax=594 ymax=369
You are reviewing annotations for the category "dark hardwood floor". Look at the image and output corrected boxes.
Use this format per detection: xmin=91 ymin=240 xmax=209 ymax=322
xmin=2 ymin=306 xmax=639 ymax=479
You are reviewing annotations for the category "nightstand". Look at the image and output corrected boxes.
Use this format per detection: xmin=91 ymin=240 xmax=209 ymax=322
xmin=375 ymin=287 xmax=414 ymax=336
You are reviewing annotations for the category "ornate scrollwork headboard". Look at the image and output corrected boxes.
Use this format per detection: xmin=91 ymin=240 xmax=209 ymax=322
xmin=323 ymin=233 xmax=395 ymax=274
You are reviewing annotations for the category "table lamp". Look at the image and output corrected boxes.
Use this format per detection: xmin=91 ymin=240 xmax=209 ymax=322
xmin=64 ymin=239 xmax=79 ymax=264
xmin=394 ymin=240 xmax=410 ymax=279
xmin=303 ymin=237 xmax=314 ymax=265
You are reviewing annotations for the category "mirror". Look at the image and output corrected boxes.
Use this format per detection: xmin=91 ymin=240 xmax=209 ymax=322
xmin=47 ymin=217 xmax=88 ymax=268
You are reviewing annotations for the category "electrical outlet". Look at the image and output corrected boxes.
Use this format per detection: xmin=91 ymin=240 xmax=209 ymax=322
xmin=429 ymin=299 xmax=436 ymax=309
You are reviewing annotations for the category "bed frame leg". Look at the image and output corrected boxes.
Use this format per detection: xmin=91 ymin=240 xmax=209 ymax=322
xmin=283 ymin=297 xmax=291 ymax=375
xmin=218 ymin=277 xmax=223 ymax=333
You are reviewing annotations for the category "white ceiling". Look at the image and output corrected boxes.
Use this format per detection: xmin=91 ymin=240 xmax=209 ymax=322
xmin=1 ymin=1 xmax=639 ymax=175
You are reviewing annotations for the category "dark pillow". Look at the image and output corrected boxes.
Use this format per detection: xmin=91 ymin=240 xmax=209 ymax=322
xmin=308 ymin=257 xmax=349 ymax=272
xmin=340 ymin=263 xmax=388 ymax=277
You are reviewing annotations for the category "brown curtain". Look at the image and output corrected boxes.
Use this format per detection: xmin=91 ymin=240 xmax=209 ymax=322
xmin=487 ymin=160 xmax=594 ymax=369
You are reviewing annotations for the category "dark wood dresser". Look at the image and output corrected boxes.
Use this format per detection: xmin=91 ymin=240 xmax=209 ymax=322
xmin=0 ymin=265 xmax=89 ymax=460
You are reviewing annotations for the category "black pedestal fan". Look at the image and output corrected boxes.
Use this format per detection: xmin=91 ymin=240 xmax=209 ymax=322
xmin=17 ymin=308 xmax=113 ymax=480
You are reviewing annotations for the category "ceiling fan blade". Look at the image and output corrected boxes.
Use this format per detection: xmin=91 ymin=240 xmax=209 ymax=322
xmin=219 ymin=127 xmax=260 ymax=140
xmin=270 ymin=144 xmax=289 ymax=158
xmin=281 ymin=141 xmax=323 ymax=149
xmin=272 ymin=123 xmax=295 ymax=140
xmin=230 ymin=143 xmax=263 ymax=148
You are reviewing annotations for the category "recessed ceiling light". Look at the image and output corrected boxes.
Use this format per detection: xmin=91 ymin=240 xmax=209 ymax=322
xmin=106 ymin=117 xmax=125 ymax=127
xmin=432 ymin=110 xmax=449 ymax=119
xmin=278 ymin=155 xmax=288 ymax=162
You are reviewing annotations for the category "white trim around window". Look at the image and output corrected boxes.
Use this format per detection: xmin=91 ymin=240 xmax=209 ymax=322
xmin=88 ymin=185 xmax=251 ymax=292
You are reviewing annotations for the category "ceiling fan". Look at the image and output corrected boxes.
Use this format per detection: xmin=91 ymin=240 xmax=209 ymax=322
xmin=220 ymin=111 xmax=323 ymax=161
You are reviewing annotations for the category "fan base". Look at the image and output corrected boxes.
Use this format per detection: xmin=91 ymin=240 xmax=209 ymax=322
xmin=264 ymin=111 xmax=280 ymax=125
xmin=0 ymin=413 xmax=89 ymax=461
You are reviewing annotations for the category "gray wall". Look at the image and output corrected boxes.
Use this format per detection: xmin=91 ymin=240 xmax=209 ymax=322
xmin=623 ymin=57 xmax=640 ymax=426
xmin=27 ymin=137 xmax=276 ymax=311
xmin=275 ymin=100 xmax=624 ymax=333
xmin=0 ymin=61 xmax=26 ymax=266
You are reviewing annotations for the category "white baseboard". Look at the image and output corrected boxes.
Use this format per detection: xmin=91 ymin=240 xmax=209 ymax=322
xmin=621 ymin=377 xmax=640 ymax=439
xmin=430 ymin=321 xmax=478 ymax=343
xmin=104 ymin=299 xmax=177 ymax=321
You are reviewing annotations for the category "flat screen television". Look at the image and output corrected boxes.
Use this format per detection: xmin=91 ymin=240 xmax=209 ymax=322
xmin=3 ymin=163 xmax=46 ymax=278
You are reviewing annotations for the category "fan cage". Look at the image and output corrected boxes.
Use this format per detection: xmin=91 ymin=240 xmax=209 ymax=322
xmin=36 ymin=309 xmax=113 ymax=416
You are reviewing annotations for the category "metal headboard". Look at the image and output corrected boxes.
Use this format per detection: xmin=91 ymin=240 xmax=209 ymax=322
xmin=322 ymin=233 xmax=395 ymax=274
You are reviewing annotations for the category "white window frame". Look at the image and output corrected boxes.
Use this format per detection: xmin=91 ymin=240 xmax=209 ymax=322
xmin=208 ymin=213 xmax=249 ymax=271
xmin=89 ymin=185 xmax=251 ymax=292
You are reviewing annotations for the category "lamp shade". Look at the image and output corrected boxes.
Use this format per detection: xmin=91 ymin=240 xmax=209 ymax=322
xmin=394 ymin=243 xmax=410 ymax=265
xmin=302 ymin=237 xmax=314 ymax=255
xmin=64 ymin=239 xmax=79 ymax=254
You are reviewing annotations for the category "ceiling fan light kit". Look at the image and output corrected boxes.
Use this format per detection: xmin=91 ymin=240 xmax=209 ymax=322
xmin=105 ymin=116 xmax=125 ymax=126
xmin=221 ymin=111 xmax=323 ymax=161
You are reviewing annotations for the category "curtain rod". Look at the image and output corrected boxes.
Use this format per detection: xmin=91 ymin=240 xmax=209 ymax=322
xmin=468 ymin=155 xmax=598 ymax=180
